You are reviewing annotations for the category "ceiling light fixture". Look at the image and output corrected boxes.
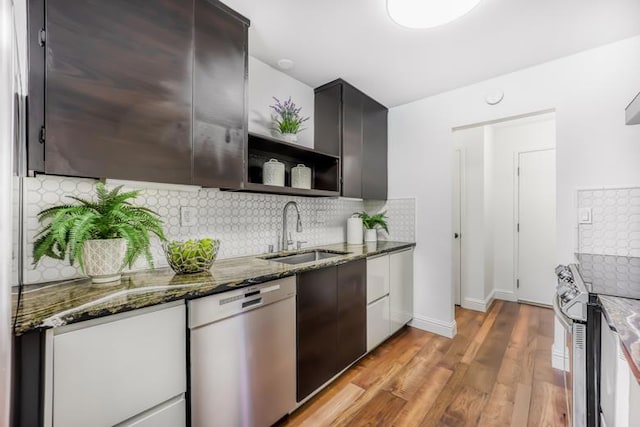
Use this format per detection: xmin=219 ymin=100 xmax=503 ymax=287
xmin=277 ymin=59 xmax=294 ymax=70
xmin=387 ymin=0 xmax=482 ymax=29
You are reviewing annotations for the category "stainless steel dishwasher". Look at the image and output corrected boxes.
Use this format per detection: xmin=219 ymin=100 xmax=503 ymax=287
xmin=188 ymin=276 xmax=297 ymax=427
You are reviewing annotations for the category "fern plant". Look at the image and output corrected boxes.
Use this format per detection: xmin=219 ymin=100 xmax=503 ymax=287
xmin=357 ymin=211 xmax=390 ymax=233
xmin=33 ymin=182 xmax=166 ymax=272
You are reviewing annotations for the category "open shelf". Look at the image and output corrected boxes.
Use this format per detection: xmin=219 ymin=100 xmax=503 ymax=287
xmin=241 ymin=133 xmax=340 ymax=197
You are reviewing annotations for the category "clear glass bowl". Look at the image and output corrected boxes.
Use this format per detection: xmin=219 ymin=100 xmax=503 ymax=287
xmin=163 ymin=238 xmax=220 ymax=274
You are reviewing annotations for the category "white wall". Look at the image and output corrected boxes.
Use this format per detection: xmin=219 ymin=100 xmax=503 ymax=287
xmin=489 ymin=115 xmax=556 ymax=298
xmin=390 ymin=35 xmax=640 ymax=337
xmin=248 ymin=56 xmax=315 ymax=148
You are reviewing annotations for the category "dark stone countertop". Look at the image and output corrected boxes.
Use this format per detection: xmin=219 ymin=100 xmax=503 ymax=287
xmin=12 ymin=241 xmax=415 ymax=336
xmin=599 ymin=295 xmax=640 ymax=383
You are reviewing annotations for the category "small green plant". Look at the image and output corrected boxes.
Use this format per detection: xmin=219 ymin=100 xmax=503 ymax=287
xmin=33 ymin=182 xmax=166 ymax=272
xmin=357 ymin=211 xmax=389 ymax=233
xmin=270 ymin=96 xmax=310 ymax=134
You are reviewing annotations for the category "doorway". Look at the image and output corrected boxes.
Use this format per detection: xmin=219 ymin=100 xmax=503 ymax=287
xmin=452 ymin=112 xmax=556 ymax=310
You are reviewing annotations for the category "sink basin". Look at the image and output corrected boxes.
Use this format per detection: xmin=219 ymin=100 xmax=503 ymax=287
xmin=264 ymin=250 xmax=349 ymax=265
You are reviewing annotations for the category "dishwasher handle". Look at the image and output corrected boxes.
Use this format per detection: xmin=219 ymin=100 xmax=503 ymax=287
xmin=242 ymin=298 xmax=262 ymax=309
xmin=189 ymin=276 xmax=296 ymax=329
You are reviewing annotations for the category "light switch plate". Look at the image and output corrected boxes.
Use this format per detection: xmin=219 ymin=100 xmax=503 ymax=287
xmin=578 ymin=207 xmax=592 ymax=224
xmin=180 ymin=206 xmax=198 ymax=227
xmin=315 ymin=209 xmax=326 ymax=224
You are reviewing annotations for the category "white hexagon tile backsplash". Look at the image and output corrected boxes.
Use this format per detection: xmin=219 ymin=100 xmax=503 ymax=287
xmin=577 ymin=187 xmax=640 ymax=257
xmin=21 ymin=175 xmax=416 ymax=284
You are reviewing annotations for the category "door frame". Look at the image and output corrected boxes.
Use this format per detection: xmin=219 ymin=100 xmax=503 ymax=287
xmin=452 ymin=147 xmax=466 ymax=306
xmin=514 ymin=148 xmax=556 ymax=302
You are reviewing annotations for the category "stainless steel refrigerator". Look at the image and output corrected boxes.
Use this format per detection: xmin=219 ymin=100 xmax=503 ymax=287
xmin=1 ymin=0 xmax=21 ymax=423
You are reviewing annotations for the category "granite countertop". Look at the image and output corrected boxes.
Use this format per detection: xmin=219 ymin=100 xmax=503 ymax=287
xmin=12 ymin=241 xmax=415 ymax=336
xmin=599 ymin=295 xmax=640 ymax=383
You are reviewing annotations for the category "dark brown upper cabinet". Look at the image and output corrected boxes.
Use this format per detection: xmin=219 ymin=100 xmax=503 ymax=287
xmin=193 ymin=0 xmax=248 ymax=188
xmin=27 ymin=0 xmax=249 ymax=188
xmin=314 ymin=79 xmax=388 ymax=200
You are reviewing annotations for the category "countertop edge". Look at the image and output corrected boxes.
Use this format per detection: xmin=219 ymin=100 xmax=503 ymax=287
xmin=599 ymin=295 xmax=640 ymax=384
xmin=13 ymin=241 xmax=416 ymax=335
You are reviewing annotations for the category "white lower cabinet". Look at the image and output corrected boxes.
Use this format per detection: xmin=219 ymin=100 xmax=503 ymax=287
xmin=366 ymin=249 xmax=414 ymax=351
xmin=367 ymin=255 xmax=390 ymax=304
xmin=367 ymin=295 xmax=390 ymax=351
xmin=390 ymin=249 xmax=414 ymax=334
xmin=120 ymin=396 xmax=186 ymax=427
xmin=600 ymin=313 xmax=640 ymax=427
xmin=48 ymin=303 xmax=186 ymax=427
xmin=629 ymin=366 xmax=640 ymax=427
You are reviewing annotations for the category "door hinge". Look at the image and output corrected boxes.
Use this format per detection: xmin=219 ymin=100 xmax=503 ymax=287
xmin=38 ymin=29 xmax=46 ymax=47
xmin=517 ymin=279 xmax=520 ymax=289
xmin=39 ymin=126 xmax=46 ymax=143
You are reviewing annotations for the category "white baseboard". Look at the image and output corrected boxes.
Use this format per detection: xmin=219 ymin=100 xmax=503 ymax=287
xmin=410 ymin=314 xmax=457 ymax=338
xmin=462 ymin=297 xmax=490 ymax=312
xmin=551 ymin=346 xmax=569 ymax=371
xmin=493 ymin=289 xmax=518 ymax=302
xmin=461 ymin=289 xmax=519 ymax=313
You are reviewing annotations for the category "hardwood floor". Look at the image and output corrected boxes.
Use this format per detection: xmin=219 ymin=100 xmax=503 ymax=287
xmin=279 ymin=301 xmax=568 ymax=427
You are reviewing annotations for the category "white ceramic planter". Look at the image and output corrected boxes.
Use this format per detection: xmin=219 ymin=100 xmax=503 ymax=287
xmin=280 ymin=133 xmax=298 ymax=143
xmin=83 ymin=238 xmax=126 ymax=283
xmin=364 ymin=228 xmax=378 ymax=243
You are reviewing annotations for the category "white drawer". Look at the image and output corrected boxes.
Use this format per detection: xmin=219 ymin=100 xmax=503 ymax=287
xmin=366 ymin=255 xmax=389 ymax=304
xmin=120 ymin=396 xmax=186 ymax=427
xmin=52 ymin=304 xmax=186 ymax=427
xmin=367 ymin=296 xmax=390 ymax=352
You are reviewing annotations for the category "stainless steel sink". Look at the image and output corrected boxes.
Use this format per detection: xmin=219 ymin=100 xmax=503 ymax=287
xmin=263 ymin=250 xmax=349 ymax=265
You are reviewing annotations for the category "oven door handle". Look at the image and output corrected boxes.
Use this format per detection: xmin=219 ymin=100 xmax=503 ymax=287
xmin=553 ymin=293 xmax=573 ymax=331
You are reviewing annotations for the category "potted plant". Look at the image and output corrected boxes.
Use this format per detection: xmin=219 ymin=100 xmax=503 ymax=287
xmin=357 ymin=211 xmax=389 ymax=243
xmin=269 ymin=96 xmax=310 ymax=143
xmin=33 ymin=182 xmax=166 ymax=284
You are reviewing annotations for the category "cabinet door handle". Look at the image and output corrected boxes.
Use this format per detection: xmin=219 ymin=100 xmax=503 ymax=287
xmin=454 ymin=233 xmax=460 ymax=239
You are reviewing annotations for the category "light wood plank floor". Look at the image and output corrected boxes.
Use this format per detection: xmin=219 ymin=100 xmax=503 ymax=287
xmin=279 ymin=301 xmax=567 ymax=427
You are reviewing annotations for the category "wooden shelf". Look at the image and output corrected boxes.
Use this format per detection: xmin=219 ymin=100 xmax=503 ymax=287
xmin=241 ymin=133 xmax=340 ymax=197
xmin=242 ymin=183 xmax=339 ymax=197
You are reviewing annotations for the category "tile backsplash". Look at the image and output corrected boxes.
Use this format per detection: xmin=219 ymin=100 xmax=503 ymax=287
xmin=577 ymin=187 xmax=640 ymax=257
xmin=21 ymin=176 xmax=415 ymax=284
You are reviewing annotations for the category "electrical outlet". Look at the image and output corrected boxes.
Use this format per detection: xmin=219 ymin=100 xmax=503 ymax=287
xmin=180 ymin=206 xmax=198 ymax=227
xmin=315 ymin=209 xmax=326 ymax=224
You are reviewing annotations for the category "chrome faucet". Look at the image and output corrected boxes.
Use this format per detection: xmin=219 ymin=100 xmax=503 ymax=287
xmin=282 ymin=201 xmax=303 ymax=251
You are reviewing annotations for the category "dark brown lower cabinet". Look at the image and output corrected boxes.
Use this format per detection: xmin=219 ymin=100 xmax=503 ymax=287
xmin=296 ymin=260 xmax=366 ymax=402
xmin=336 ymin=259 xmax=367 ymax=370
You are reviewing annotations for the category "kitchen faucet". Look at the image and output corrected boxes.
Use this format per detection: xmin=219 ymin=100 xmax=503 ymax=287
xmin=281 ymin=201 xmax=303 ymax=251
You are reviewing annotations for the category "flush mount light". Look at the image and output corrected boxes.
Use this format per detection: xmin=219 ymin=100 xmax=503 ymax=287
xmin=277 ymin=59 xmax=294 ymax=70
xmin=387 ymin=0 xmax=482 ymax=29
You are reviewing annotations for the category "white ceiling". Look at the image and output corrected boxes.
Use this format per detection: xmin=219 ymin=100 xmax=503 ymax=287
xmin=224 ymin=0 xmax=640 ymax=107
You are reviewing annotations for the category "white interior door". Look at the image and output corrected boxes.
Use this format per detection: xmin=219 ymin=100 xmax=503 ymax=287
xmin=452 ymin=149 xmax=462 ymax=306
xmin=517 ymin=149 xmax=556 ymax=305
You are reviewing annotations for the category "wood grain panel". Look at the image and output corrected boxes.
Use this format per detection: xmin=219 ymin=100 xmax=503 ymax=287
xmin=336 ymin=259 xmax=366 ymax=371
xmin=46 ymin=0 xmax=193 ymax=183
xmin=193 ymin=0 xmax=247 ymax=188
xmin=296 ymin=266 xmax=338 ymax=401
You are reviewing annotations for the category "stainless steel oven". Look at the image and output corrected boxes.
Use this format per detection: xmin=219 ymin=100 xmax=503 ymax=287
xmin=555 ymin=265 xmax=591 ymax=427
xmin=554 ymin=292 xmax=587 ymax=427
